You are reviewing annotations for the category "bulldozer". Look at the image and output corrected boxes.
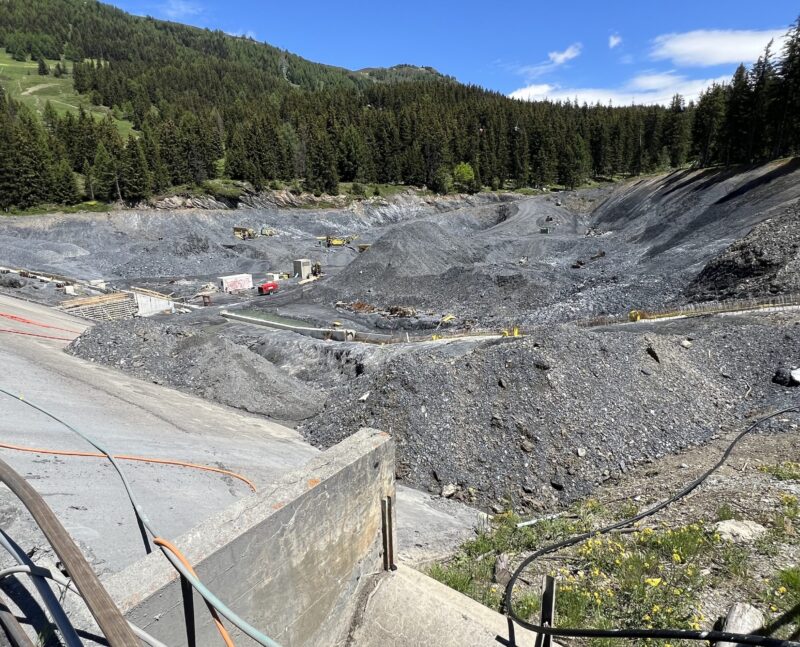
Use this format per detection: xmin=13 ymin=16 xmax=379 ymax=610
xmin=317 ymin=235 xmax=358 ymax=248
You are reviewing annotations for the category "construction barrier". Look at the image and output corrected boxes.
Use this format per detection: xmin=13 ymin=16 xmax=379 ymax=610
xmin=578 ymin=293 xmax=800 ymax=328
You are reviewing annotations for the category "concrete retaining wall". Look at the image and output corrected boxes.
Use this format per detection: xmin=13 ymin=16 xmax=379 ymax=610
xmin=70 ymin=428 xmax=395 ymax=646
xmin=221 ymin=310 xmax=359 ymax=341
xmin=130 ymin=289 xmax=176 ymax=317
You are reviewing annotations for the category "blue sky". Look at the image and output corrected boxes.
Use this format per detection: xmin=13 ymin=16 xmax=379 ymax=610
xmin=111 ymin=0 xmax=798 ymax=105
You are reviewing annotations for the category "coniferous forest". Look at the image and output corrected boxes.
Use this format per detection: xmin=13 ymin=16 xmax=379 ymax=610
xmin=1 ymin=0 xmax=799 ymax=210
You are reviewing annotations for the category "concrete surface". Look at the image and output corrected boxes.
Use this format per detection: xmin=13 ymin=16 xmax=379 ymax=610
xmin=0 ymin=294 xmax=319 ymax=573
xmin=348 ymin=565 xmax=537 ymax=647
xmin=70 ymin=428 xmax=395 ymax=647
xmin=0 ymin=294 xmax=480 ymax=574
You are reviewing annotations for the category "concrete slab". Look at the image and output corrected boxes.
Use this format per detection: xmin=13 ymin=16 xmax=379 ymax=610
xmin=69 ymin=428 xmax=396 ymax=647
xmin=348 ymin=565 xmax=538 ymax=647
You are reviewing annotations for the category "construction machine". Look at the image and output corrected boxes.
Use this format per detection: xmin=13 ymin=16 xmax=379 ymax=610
xmin=311 ymin=262 xmax=322 ymax=277
xmin=257 ymin=281 xmax=280 ymax=296
xmin=233 ymin=226 xmax=257 ymax=240
xmin=317 ymin=235 xmax=358 ymax=248
xmin=234 ymin=226 xmax=277 ymax=240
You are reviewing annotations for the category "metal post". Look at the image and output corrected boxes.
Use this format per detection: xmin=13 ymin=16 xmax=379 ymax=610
xmin=534 ymin=575 xmax=556 ymax=647
xmin=180 ymin=575 xmax=196 ymax=647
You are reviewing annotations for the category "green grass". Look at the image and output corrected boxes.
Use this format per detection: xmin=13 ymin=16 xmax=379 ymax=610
xmin=428 ymin=506 xmax=773 ymax=643
xmin=0 ymin=52 xmax=135 ymax=137
xmin=5 ymin=200 xmax=112 ymax=216
xmin=759 ymin=462 xmax=800 ymax=481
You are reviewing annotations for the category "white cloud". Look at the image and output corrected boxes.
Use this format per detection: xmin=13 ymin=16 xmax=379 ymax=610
xmin=227 ymin=29 xmax=257 ymax=40
xmin=509 ymin=72 xmax=730 ymax=106
xmin=512 ymin=42 xmax=582 ymax=80
xmin=549 ymin=43 xmax=582 ymax=65
xmin=609 ymin=34 xmax=622 ymax=49
xmin=651 ymin=28 xmax=788 ymax=67
xmin=160 ymin=0 xmax=202 ymax=20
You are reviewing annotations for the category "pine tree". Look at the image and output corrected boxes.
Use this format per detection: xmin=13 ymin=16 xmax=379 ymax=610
xmin=119 ymin=136 xmax=152 ymax=202
xmin=52 ymin=158 xmax=79 ymax=204
xmin=304 ymin=127 xmax=338 ymax=195
xmin=664 ymin=94 xmax=691 ymax=168
xmin=723 ymin=65 xmax=753 ymax=164
xmin=92 ymin=141 xmax=120 ymax=201
xmin=692 ymin=84 xmax=727 ymax=166
xmin=776 ymin=18 xmax=800 ymax=155
xmin=82 ymin=158 xmax=95 ymax=201
xmin=37 ymin=57 xmax=50 ymax=76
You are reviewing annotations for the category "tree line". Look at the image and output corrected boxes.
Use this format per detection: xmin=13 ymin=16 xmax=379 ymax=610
xmin=0 ymin=0 xmax=798 ymax=210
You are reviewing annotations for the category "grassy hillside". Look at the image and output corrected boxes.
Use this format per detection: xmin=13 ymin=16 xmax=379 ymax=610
xmin=0 ymin=52 xmax=134 ymax=136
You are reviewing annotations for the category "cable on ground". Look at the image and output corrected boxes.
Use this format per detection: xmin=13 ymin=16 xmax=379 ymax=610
xmin=0 ymin=387 xmax=283 ymax=647
xmin=0 ymin=441 xmax=257 ymax=493
xmin=0 ymin=563 xmax=168 ymax=647
xmin=504 ymin=407 xmax=800 ymax=647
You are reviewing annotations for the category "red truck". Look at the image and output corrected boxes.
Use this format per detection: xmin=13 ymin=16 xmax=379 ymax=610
xmin=257 ymin=281 xmax=280 ymax=296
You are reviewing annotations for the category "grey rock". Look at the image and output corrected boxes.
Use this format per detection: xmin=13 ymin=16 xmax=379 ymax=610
xmin=772 ymin=367 xmax=799 ymax=387
xmin=714 ymin=519 xmax=767 ymax=543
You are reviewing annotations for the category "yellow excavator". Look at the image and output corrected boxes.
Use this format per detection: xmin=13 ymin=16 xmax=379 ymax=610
xmin=317 ymin=235 xmax=358 ymax=248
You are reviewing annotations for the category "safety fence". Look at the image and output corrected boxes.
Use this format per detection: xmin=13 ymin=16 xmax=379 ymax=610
xmin=576 ymin=293 xmax=800 ymax=328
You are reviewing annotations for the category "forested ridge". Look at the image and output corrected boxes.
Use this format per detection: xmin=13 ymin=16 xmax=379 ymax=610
xmin=1 ymin=0 xmax=799 ymax=210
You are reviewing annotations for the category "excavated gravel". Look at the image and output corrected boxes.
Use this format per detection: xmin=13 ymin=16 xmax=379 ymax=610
xmin=299 ymin=315 xmax=800 ymax=510
xmin=67 ymin=319 xmax=323 ymax=422
xmin=686 ymin=202 xmax=800 ymax=300
xmin=18 ymin=161 xmax=800 ymax=514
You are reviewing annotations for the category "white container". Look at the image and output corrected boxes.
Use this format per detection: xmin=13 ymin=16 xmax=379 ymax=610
xmin=218 ymin=274 xmax=254 ymax=293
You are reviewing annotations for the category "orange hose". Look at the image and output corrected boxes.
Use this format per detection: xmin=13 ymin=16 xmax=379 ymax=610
xmin=0 ymin=328 xmax=74 ymax=341
xmin=0 ymin=442 xmax=257 ymax=493
xmin=153 ymin=537 xmax=236 ymax=647
xmin=0 ymin=312 xmax=82 ymax=334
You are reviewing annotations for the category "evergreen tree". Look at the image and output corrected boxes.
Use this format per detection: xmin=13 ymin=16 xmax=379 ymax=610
xmin=119 ymin=136 xmax=152 ymax=201
xmin=37 ymin=57 xmax=50 ymax=76
xmin=92 ymin=141 xmax=120 ymax=201
xmin=692 ymin=84 xmax=727 ymax=166
xmin=723 ymin=65 xmax=753 ymax=164
xmin=52 ymin=158 xmax=79 ymax=204
xmin=663 ymin=94 xmax=691 ymax=168
xmin=82 ymin=158 xmax=95 ymax=200
xmin=776 ymin=18 xmax=800 ymax=155
xmin=304 ymin=127 xmax=338 ymax=195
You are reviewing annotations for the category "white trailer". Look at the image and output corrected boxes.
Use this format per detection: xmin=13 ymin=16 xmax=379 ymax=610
xmin=218 ymin=273 xmax=253 ymax=293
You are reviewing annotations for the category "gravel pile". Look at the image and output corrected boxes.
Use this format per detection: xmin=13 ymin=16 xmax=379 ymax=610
xmin=686 ymin=203 xmax=800 ymax=300
xmin=68 ymin=319 xmax=323 ymax=422
xmin=300 ymin=317 xmax=800 ymax=511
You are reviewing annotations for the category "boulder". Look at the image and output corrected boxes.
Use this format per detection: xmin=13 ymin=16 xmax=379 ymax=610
xmin=718 ymin=602 xmax=765 ymax=647
xmin=714 ymin=519 xmax=767 ymax=543
xmin=772 ymin=368 xmax=799 ymax=387
xmin=441 ymin=483 xmax=459 ymax=498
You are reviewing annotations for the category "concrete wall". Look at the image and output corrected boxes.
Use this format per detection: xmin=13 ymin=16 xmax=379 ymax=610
xmin=131 ymin=290 xmax=176 ymax=317
xmin=221 ymin=310 xmax=358 ymax=342
xmin=70 ymin=428 xmax=395 ymax=647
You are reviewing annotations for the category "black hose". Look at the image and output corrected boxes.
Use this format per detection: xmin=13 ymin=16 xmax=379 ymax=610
xmin=504 ymin=407 xmax=800 ymax=646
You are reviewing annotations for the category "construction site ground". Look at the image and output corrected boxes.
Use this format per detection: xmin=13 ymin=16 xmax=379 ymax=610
xmin=1 ymin=161 xmax=800 ymax=640
xmin=0 ymin=294 xmax=482 ymax=582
